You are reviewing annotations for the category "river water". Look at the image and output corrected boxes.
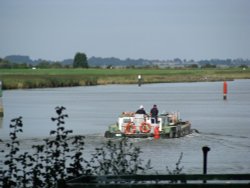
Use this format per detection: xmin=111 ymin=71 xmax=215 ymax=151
xmin=0 ymin=79 xmax=250 ymax=174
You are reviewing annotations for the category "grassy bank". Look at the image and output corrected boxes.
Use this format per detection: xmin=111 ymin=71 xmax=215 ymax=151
xmin=0 ymin=68 xmax=249 ymax=89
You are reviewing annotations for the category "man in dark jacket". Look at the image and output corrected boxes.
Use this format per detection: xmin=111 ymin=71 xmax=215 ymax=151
xmin=150 ymin=104 xmax=159 ymax=124
xmin=136 ymin=105 xmax=146 ymax=115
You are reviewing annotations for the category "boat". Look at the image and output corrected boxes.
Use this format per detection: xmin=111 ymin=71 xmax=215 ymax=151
xmin=104 ymin=111 xmax=192 ymax=139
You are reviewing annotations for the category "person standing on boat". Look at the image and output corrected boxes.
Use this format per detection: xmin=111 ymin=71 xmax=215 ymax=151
xmin=136 ymin=105 xmax=146 ymax=115
xmin=150 ymin=104 xmax=159 ymax=124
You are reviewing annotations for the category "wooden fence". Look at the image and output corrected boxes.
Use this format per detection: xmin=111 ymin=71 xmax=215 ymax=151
xmin=57 ymin=174 xmax=250 ymax=188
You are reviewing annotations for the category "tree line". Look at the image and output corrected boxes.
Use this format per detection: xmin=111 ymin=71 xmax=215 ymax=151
xmin=1 ymin=53 xmax=250 ymax=69
xmin=0 ymin=52 xmax=89 ymax=69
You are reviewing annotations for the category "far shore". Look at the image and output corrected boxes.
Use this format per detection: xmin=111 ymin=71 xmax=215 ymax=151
xmin=0 ymin=68 xmax=249 ymax=90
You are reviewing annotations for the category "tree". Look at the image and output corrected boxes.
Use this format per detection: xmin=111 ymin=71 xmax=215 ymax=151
xmin=201 ymin=63 xmax=216 ymax=68
xmin=37 ymin=61 xmax=50 ymax=68
xmin=73 ymin=52 xmax=88 ymax=68
xmin=0 ymin=59 xmax=12 ymax=68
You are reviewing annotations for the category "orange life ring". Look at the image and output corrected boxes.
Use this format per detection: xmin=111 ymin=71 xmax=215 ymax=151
xmin=124 ymin=122 xmax=136 ymax=134
xmin=140 ymin=122 xmax=151 ymax=133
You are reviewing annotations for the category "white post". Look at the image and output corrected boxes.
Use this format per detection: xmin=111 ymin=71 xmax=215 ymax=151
xmin=137 ymin=74 xmax=142 ymax=87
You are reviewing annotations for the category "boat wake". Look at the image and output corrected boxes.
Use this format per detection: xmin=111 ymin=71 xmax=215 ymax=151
xmin=202 ymin=132 xmax=249 ymax=140
xmin=198 ymin=132 xmax=250 ymax=149
xmin=191 ymin=128 xmax=200 ymax=134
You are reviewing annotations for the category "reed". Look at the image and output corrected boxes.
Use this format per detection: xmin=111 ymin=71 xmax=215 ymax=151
xmin=0 ymin=68 xmax=249 ymax=89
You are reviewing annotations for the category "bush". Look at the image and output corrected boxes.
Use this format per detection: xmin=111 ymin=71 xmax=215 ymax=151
xmin=0 ymin=106 xmax=154 ymax=187
xmin=88 ymin=138 xmax=152 ymax=175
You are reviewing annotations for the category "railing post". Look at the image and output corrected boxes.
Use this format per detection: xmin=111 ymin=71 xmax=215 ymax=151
xmin=0 ymin=81 xmax=3 ymax=117
xmin=202 ymin=146 xmax=210 ymax=183
xmin=57 ymin=179 xmax=66 ymax=188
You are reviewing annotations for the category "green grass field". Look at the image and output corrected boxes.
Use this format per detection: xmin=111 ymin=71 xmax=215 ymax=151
xmin=0 ymin=68 xmax=249 ymax=89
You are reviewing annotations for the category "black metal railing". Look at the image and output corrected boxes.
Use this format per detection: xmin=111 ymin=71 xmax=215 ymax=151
xmin=57 ymin=174 xmax=250 ymax=188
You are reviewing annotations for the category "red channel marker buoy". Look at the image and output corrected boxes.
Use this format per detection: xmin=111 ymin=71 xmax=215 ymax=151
xmin=223 ymin=81 xmax=228 ymax=100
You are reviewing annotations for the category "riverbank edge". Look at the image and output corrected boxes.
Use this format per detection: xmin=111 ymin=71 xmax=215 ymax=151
xmin=0 ymin=77 xmax=237 ymax=90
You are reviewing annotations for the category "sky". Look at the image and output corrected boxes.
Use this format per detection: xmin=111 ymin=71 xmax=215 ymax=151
xmin=0 ymin=0 xmax=250 ymax=61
